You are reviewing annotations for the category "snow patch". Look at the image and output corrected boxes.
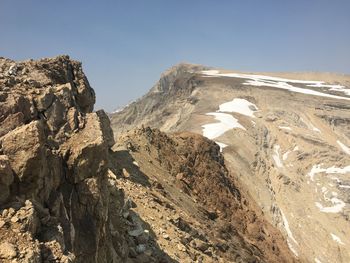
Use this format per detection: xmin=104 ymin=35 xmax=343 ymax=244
xmin=307 ymin=164 xmax=350 ymax=181
xmin=279 ymin=126 xmax=292 ymax=131
xmin=311 ymin=125 xmax=321 ymax=133
xmin=216 ymin=142 xmax=228 ymax=152
xmin=283 ymin=150 xmax=291 ymax=161
xmin=272 ymin=145 xmax=283 ymax=168
xmin=201 ymin=70 xmax=350 ymax=101
xmin=202 ymin=112 xmax=245 ymax=140
xmin=281 ymin=210 xmax=298 ymax=256
xmin=337 ymin=140 xmax=350 ymax=155
xmin=315 ymin=197 xmax=346 ymax=213
xmin=301 ymin=117 xmax=321 ymax=133
xmin=330 ymin=233 xmax=345 ymax=245
xmin=309 ymin=82 xmax=350 ymax=96
xmin=202 ymin=98 xmax=257 ymax=149
xmin=218 ymin=98 xmax=258 ymax=117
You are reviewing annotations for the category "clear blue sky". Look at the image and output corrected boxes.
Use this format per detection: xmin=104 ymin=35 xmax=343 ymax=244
xmin=1 ymin=1 xmax=349 ymax=111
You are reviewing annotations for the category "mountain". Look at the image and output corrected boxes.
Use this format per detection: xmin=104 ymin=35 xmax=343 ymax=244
xmin=0 ymin=56 xmax=299 ymax=263
xmin=110 ymin=64 xmax=350 ymax=263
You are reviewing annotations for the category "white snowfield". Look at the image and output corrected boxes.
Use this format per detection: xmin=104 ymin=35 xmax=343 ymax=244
xmin=218 ymin=98 xmax=258 ymax=117
xmin=201 ymin=70 xmax=350 ymax=101
xmin=202 ymin=112 xmax=245 ymax=140
xmin=202 ymin=98 xmax=258 ymax=151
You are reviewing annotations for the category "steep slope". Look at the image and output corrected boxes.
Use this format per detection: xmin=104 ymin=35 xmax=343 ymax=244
xmin=110 ymin=63 xmax=209 ymax=138
xmin=111 ymin=65 xmax=350 ymax=263
xmin=0 ymin=56 xmax=174 ymax=263
xmin=112 ymin=127 xmax=298 ymax=262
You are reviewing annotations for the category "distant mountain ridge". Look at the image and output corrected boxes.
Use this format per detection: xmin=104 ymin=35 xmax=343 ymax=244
xmin=111 ymin=64 xmax=350 ymax=262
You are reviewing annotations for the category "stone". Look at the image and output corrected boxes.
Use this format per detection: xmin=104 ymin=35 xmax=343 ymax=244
xmin=265 ymin=113 xmax=278 ymax=122
xmin=135 ymin=244 xmax=146 ymax=254
xmin=10 ymin=216 xmax=19 ymax=223
xmin=136 ymin=230 xmax=150 ymax=244
xmin=2 ymin=209 xmax=9 ymax=217
xmin=60 ymin=111 xmax=115 ymax=183
xmin=8 ymin=208 xmax=15 ymax=217
xmin=0 ymin=156 xmax=14 ymax=184
xmin=162 ymin=233 xmax=170 ymax=240
xmin=144 ymin=249 xmax=153 ymax=257
xmin=1 ymin=121 xmax=48 ymax=198
xmin=177 ymin=244 xmax=186 ymax=252
xmin=0 ymin=112 xmax=25 ymax=137
xmin=192 ymin=239 xmax=209 ymax=252
xmin=129 ymin=247 xmax=137 ymax=258
xmin=176 ymin=173 xmax=184 ymax=180
xmin=122 ymin=168 xmax=131 ymax=178
xmin=0 ymin=242 xmax=17 ymax=259
xmin=128 ymin=227 xmax=144 ymax=237
xmin=35 ymin=91 xmax=55 ymax=111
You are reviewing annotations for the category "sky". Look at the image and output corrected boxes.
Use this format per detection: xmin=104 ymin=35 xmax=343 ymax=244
xmin=1 ymin=1 xmax=349 ymax=112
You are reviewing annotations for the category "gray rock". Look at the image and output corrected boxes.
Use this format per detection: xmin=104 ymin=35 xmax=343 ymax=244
xmin=136 ymin=244 xmax=147 ymax=254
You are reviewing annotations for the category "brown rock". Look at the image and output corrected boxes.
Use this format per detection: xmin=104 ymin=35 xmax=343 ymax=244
xmin=61 ymin=112 xmax=113 ymax=183
xmin=1 ymin=121 xmax=50 ymax=198
xmin=0 ymin=56 xmax=129 ymax=262
xmin=0 ymin=112 xmax=25 ymax=137
xmin=176 ymin=173 xmax=184 ymax=180
xmin=0 ymin=155 xmax=14 ymax=203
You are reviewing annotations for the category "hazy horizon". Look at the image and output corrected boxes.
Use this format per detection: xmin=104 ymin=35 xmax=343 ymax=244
xmin=1 ymin=0 xmax=349 ymax=112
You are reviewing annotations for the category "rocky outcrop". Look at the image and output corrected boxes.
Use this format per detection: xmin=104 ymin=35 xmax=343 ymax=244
xmin=0 ymin=56 xmax=130 ymax=262
xmin=114 ymin=127 xmax=298 ymax=263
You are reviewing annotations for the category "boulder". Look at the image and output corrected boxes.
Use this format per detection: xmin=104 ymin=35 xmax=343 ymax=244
xmin=61 ymin=111 xmax=114 ymax=183
xmin=1 ymin=121 xmax=49 ymax=198
xmin=0 ymin=242 xmax=17 ymax=259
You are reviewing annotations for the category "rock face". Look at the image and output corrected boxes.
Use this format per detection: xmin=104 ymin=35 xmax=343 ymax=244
xmin=0 ymin=56 xmax=130 ymax=262
xmin=111 ymin=65 xmax=350 ymax=262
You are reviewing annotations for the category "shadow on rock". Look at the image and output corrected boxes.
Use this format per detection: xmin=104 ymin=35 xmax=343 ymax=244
xmin=110 ymin=149 xmax=151 ymax=187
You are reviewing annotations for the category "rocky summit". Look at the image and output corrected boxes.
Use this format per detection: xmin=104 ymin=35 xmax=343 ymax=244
xmin=0 ymin=56 xmax=133 ymax=262
xmin=0 ymin=56 xmax=176 ymax=263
